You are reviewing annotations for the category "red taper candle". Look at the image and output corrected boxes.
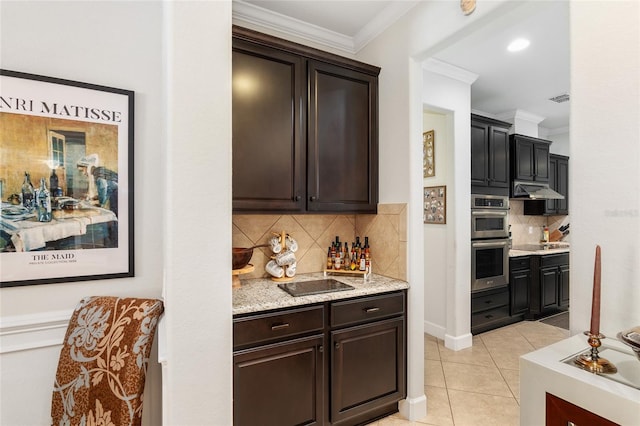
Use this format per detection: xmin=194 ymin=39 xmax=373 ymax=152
xmin=589 ymin=245 xmax=601 ymax=336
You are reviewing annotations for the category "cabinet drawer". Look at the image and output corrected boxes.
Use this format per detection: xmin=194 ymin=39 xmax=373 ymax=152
xmin=234 ymin=305 xmax=324 ymax=349
xmin=510 ymin=256 xmax=531 ymax=270
xmin=541 ymin=253 xmax=569 ymax=267
xmin=471 ymin=289 xmax=509 ymax=314
xmin=331 ymin=292 xmax=404 ymax=327
xmin=471 ymin=305 xmax=510 ymax=327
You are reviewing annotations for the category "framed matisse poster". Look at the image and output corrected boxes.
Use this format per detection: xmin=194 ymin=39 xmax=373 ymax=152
xmin=0 ymin=69 xmax=134 ymax=287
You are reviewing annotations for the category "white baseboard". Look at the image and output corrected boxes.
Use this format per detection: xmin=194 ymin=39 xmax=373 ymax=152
xmin=444 ymin=332 xmax=473 ymax=351
xmin=0 ymin=310 xmax=71 ymax=354
xmin=423 ymin=320 xmax=446 ymax=339
xmin=398 ymin=393 xmax=427 ymax=421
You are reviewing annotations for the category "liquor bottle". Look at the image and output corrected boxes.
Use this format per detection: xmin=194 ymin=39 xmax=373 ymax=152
xmin=364 ymin=237 xmax=371 ymax=271
xmin=359 ymin=251 xmax=366 ymax=271
xmin=330 ymin=244 xmax=337 ymax=269
xmin=36 ymin=177 xmax=52 ymax=222
xmin=343 ymin=242 xmax=349 ymax=270
xmin=355 ymin=236 xmax=362 ymax=259
xmin=21 ymin=172 xmax=35 ymax=211
xmin=327 ymin=247 xmax=333 ymax=269
xmin=350 ymin=244 xmax=357 ymax=271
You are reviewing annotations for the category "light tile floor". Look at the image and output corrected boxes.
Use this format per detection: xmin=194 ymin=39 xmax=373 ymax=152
xmin=371 ymin=320 xmax=570 ymax=426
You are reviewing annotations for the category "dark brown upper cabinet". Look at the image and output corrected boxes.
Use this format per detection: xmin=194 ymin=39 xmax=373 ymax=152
xmin=510 ymin=134 xmax=551 ymax=183
xmin=471 ymin=114 xmax=511 ymax=196
xmin=232 ymin=26 xmax=379 ymax=214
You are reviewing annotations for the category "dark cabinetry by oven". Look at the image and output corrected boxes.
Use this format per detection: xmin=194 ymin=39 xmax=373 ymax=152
xmin=232 ymin=26 xmax=379 ymax=214
xmin=510 ymin=134 xmax=551 ymax=183
xmin=524 ymin=154 xmax=569 ymax=215
xmin=509 ymin=256 xmax=531 ymax=316
xmin=528 ymin=253 xmax=570 ymax=319
xmin=233 ymin=291 xmax=406 ymax=426
xmin=471 ymin=286 xmax=522 ymax=335
xmin=471 ymin=114 xmax=511 ymax=195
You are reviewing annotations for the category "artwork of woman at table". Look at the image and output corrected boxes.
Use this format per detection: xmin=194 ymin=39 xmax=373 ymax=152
xmin=76 ymin=154 xmax=118 ymax=217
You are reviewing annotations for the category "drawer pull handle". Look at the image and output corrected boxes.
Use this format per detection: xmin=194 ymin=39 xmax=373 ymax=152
xmin=364 ymin=307 xmax=380 ymax=313
xmin=271 ymin=323 xmax=290 ymax=331
xmin=485 ymin=314 xmax=494 ymax=319
xmin=485 ymin=300 xmax=492 ymax=304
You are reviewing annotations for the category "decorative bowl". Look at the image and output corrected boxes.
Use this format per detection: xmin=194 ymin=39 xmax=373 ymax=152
xmin=617 ymin=325 xmax=640 ymax=361
xmin=232 ymin=247 xmax=254 ymax=270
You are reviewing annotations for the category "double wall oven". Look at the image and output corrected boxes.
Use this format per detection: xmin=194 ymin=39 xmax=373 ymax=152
xmin=471 ymin=195 xmax=509 ymax=292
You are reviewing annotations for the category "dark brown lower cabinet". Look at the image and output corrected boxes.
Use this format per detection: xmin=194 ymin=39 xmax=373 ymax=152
xmin=233 ymin=335 xmax=324 ymax=426
xmin=233 ymin=290 xmax=407 ymax=426
xmin=330 ymin=318 xmax=405 ymax=424
xmin=546 ymin=393 xmax=619 ymax=426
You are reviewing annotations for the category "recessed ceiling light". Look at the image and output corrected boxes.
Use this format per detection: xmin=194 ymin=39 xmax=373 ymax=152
xmin=507 ymin=38 xmax=530 ymax=52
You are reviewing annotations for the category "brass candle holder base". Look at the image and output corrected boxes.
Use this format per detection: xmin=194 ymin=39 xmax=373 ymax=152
xmin=574 ymin=331 xmax=617 ymax=374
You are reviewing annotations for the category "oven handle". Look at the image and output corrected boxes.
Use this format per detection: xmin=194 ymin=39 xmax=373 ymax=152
xmin=471 ymin=210 xmax=508 ymax=216
xmin=472 ymin=240 xmax=509 ymax=248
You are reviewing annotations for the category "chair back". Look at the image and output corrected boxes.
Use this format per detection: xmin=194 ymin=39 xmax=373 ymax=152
xmin=51 ymin=296 xmax=164 ymax=426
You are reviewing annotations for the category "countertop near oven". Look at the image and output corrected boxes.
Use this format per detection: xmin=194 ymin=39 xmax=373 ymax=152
xmin=233 ymin=272 xmax=409 ymax=315
xmin=510 ymin=244 xmax=570 ymax=257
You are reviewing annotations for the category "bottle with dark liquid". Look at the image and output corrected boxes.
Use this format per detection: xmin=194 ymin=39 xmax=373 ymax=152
xmin=364 ymin=236 xmax=371 ymax=271
xmin=36 ymin=177 xmax=52 ymax=222
xmin=21 ymin=172 xmax=35 ymax=211
xmin=49 ymin=169 xmax=59 ymax=194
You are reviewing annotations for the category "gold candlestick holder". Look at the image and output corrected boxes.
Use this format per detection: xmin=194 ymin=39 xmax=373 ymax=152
xmin=574 ymin=331 xmax=617 ymax=374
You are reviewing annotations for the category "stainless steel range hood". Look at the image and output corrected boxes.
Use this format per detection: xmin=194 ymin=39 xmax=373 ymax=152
xmin=512 ymin=181 xmax=565 ymax=200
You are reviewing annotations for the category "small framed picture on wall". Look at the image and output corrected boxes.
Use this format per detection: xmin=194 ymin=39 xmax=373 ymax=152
xmin=424 ymin=185 xmax=446 ymax=224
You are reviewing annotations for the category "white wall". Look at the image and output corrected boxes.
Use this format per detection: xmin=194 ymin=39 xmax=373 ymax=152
xmin=0 ymin=2 xmax=165 ymax=424
xmin=547 ymin=131 xmax=571 ymax=156
xmin=0 ymin=1 xmax=233 ymax=425
xmin=569 ymin=0 xmax=639 ymax=337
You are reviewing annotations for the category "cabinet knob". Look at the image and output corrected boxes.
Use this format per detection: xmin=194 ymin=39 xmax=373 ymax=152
xmin=310 ymin=196 xmax=317 ymax=201
xmin=294 ymin=195 xmax=301 ymax=201
xmin=318 ymin=345 xmax=323 ymax=353
xmin=334 ymin=342 xmax=340 ymax=350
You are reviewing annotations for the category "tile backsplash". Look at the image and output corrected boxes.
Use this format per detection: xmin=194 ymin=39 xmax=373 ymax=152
xmin=232 ymin=204 xmax=407 ymax=281
xmin=509 ymin=200 xmax=569 ymax=245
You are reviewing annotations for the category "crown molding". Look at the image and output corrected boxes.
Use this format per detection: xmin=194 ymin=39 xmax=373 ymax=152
xmin=232 ymin=1 xmax=354 ymax=54
xmin=232 ymin=0 xmax=419 ymax=55
xmin=353 ymin=1 xmax=420 ymax=52
xmin=422 ymin=58 xmax=479 ymax=85
xmin=498 ymin=109 xmax=546 ymax=124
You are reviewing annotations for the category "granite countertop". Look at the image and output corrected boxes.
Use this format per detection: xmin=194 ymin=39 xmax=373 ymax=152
xmin=510 ymin=243 xmax=570 ymax=257
xmin=233 ymin=272 xmax=409 ymax=315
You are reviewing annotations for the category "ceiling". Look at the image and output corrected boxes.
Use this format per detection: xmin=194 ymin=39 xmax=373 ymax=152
xmin=234 ymin=0 xmax=570 ymax=133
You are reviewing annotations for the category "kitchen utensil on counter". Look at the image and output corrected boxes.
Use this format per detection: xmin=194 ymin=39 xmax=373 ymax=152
xmin=232 ymin=244 xmax=268 ymax=270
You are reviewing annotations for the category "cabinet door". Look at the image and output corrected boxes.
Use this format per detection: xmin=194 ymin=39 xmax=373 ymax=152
xmin=558 ymin=264 xmax=570 ymax=308
xmin=471 ymin=121 xmax=489 ymax=186
xmin=545 ymin=156 xmax=558 ymax=213
xmin=232 ymin=39 xmax=305 ymax=212
xmin=233 ymin=335 xmax=324 ymax=426
xmin=513 ymin=139 xmax=535 ymax=181
xmin=307 ymin=60 xmax=378 ymax=213
xmin=533 ymin=142 xmax=550 ymax=182
xmin=488 ymin=126 xmax=510 ymax=188
xmin=540 ymin=267 xmax=559 ymax=310
xmin=556 ymin=156 xmax=569 ymax=214
xmin=331 ymin=317 xmax=405 ymax=423
xmin=510 ymin=269 xmax=531 ymax=315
